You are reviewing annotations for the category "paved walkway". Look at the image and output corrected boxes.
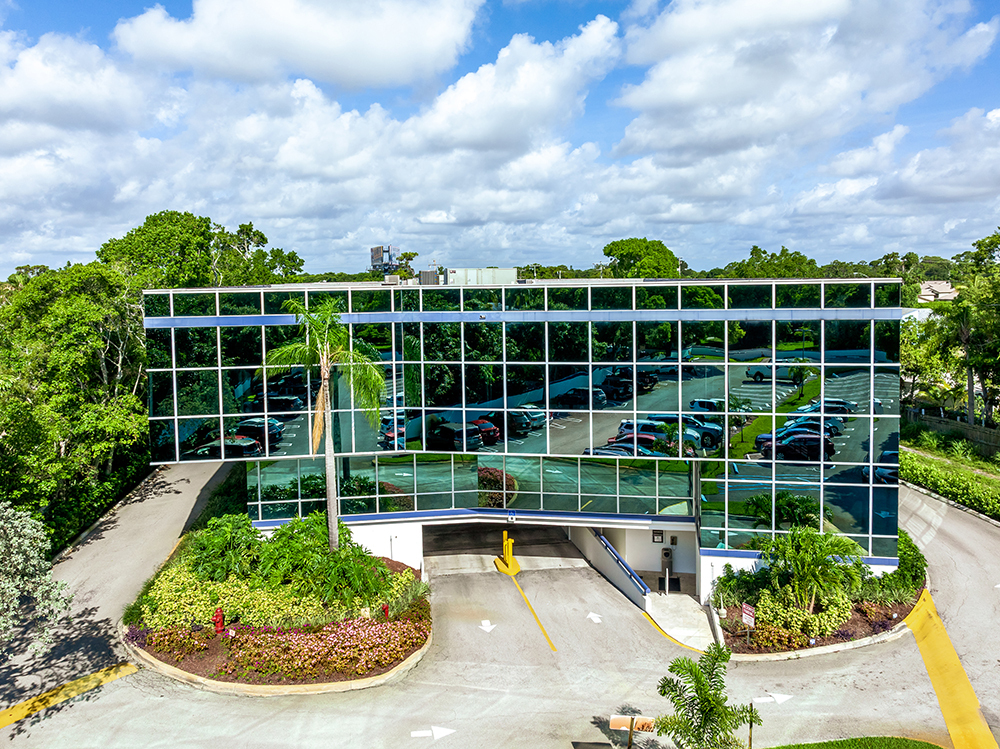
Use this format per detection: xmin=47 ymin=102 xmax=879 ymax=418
xmin=0 ymin=462 xmax=229 ymax=721
xmin=645 ymin=593 xmax=715 ymax=652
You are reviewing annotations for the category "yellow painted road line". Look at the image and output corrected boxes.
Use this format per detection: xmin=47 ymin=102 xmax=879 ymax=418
xmin=0 ymin=662 xmax=138 ymax=730
xmin=905 ymin=590 xmax=998 ymax=749
xmin=642 ymin=612 xmax=704 ymax=654
xmin=510 ymin=576 xmax=557 ymax=652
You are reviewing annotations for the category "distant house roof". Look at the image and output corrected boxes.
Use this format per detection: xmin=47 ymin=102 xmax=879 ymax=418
xmin=918 ymin=281 xmax=958 ymax=303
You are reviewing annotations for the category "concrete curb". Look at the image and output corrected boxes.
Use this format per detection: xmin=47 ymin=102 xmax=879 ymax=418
xmin=900 ymin=479 xmax=1000 ymax=531
xmin=728 ymin=620 xmax=911 ymax=661
xmin=120 ymin=623 xmax=432 ymax=697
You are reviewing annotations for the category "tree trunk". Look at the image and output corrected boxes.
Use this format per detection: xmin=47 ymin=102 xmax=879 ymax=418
xmin=967 ymin=361 xmax=975 ymax=425
xmin=323 ymin=377 xmax=339 ymax=551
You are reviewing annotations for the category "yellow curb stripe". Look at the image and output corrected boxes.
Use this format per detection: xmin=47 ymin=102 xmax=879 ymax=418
xmin=0 ymin=662 xmax=138 ymax=729
xmin=642 ymin=612 xmax=705 ymax=654
xmin=510 ymin=576 xmax=557 ymax=652
xmin=905 ymin=590 xmax=998 ymax=749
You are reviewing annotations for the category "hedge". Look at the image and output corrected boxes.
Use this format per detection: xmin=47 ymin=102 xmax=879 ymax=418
xmin=900 ymin=451 xmax=1000 ymax=521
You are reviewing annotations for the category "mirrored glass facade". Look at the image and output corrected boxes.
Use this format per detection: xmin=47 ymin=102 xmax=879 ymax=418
xmin=144 ymin=278 xmax=901 ymax=560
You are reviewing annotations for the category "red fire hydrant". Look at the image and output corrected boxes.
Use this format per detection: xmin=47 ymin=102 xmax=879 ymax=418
xmin=212 ymin=607 xmax=225 ymax=634
xmin=382 ymin=604 xmax=389 ymax=621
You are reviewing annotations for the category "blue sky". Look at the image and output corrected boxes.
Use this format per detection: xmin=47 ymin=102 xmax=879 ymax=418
xmin=1 ymin=0 xmax=998 ymax=279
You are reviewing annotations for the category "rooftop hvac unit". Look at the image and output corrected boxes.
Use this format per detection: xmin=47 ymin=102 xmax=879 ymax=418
xmin=419 ymin=270 xmax=440 ymax=285
xmin=383 ymin=275 xmax=399 ymax=285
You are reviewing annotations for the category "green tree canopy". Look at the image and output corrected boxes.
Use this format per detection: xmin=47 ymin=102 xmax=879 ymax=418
xmin=602 ymin=238 xmax=680 ymax=279
xmin=720 ymin=246 xmax=819 ymax=279
xmin=655 ymin=643 xmax=761 ymax=749
xmin=0 ymin=501 xmax=73 ymax=650
xmin=98 ymin=210 xmax=214 ymax=288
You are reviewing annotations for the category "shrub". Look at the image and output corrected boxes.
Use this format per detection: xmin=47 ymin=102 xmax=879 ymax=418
xmin=915 ymin=429 xmax=944 ymax=452
xmin=710 ymin=564 xmax=771 ymax=610
xmin=894 ymin=529 xmax=927 ymax=590
xmin=899 ymin=452 xmax=1000 ymax=520
xmin=947 ymin=438 xmax=977 ymax=461
xmin=478 ymin=467 xmax=514 ymax=508
xmin=219 ymin=618 xmax=431 ymax=680
xmin=186 ymin=514 xmax=262 ymax=582
xmin=757 ymin=586 xmax=851 ymax=638
xmin=750 ymin=622 xmax=808 ymax=650
xmin=141 ymin=562 xmax=328 ymax=629
xmin=146 ymin=627 xmax=213 ymax=662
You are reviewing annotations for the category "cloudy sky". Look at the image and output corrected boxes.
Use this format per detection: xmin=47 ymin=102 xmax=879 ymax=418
xmin=1 ymin=0 xmax=998 ymax=279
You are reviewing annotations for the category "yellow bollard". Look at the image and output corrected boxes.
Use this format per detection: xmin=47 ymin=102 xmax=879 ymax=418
xmin=494 ymin=530 xmax=520 ymax=576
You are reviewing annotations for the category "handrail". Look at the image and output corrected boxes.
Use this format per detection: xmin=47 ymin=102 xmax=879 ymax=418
xmin=593 ymin=530 xmax=650 ymax=595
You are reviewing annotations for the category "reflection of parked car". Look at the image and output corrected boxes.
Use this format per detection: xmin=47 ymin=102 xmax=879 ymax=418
xmin=760 ymin=433 xmax=834 ymax=461
xmin=795 ymin=400 xmax=851 ymax=416
xmin=426 ymin=423 xmax=483 ymax=451
xmin=377 ymin=434 xmax=406 ymax=451
xmin=647 ymin=413 xmax=724 ymax=448
xmin=516 ymin=404 xmax=547 ymax=429
xmin=190 ymin=437 xmax=264 ymax=459
xmin=482 ymin=411 xmax=530 ymax=438
xmin=599 ymin=375 xmax=633 ymax=401
xmin=469 ymin=419 xmax=500 ymax=445
xmin=781 ymin=414 xmax=844 ymax=433
xmin=689 ymin=398 xmax=725 ymax=412
xmin=745 ymin=361 xmax=806 ymax=383
xmin=553 ymin=387 xmax=607 ymax=410
xmin=863 ymin=450 xmax=899 ymax=483
xmin=234 ymin=417 xmax=284 ymax=447
xmin=379 ymin=413 xmax=405 ymax=435
xmin=618 ymin=419 xmax=703 ymax=450
xmin=612 ymin=367 xmax=657 ymax=393
xmin=267 ymin=395 xmax=305 ymax=413
xmin=586 ymin=443 xmax=665 ymax=457
xmin=808 ymin=397 xmax=858 ymax=412
xmin=755 ymin=423 xmax=836 ymax=450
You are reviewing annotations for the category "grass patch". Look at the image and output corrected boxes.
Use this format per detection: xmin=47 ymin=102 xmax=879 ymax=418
xmin=776 ymin=376 xmax=821 ymax=413
xmin=773 ymin=738 xmax=942 ymax=749
xmin=729 ymin=416 xmax=774 ymax=460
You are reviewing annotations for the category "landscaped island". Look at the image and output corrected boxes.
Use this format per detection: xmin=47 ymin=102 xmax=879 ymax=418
xmin=123 ymin=512 xmax=430 ymax=685
xmin=712 ymin=527 xmax=926 ymax=654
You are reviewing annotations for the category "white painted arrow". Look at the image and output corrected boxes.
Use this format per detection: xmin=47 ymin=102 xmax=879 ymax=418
xmin=479 ymin=620 xmax=497 ymax=633
xmin=754 ymin=692 xmax=793 ymax=704
xmin=587 ymin=612 xmax=602 ymax=623
xmin=410 ymin=727 xmax=456 ymax=740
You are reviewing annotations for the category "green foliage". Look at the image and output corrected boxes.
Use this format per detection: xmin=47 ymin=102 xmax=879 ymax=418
xmin=603 ymin=237 xmax=680 ymax=279
xmin=756 ymin=586 xmax=852 ymax=637
xmin=145 ymin=627 xmax=213 ymax=662
xmin=219 ymin=617 xmax=430 ymax=680
xmin=893 ymin=530 xmax=927 ymax=590
xmin=655 ymin=643 xmax=761 ymax=749
xmin=900 ymin=451 xmax=1000 ymax=520
xmin=257 ymin=513 xmax=392 ymax=606
xmin=187 ymin=514 xmax=263 ymax=582
xmin=711 ymin=564 xmax=771 ymax=610
xmin=0 ymin=262 xmax=149 ymax=551
xmin=760 ymin=527 xmax=865 ymax=613
xmin=719 ymin=246 xmax=819 ymax=279
xmin=772 ymin=738 xmax=945 ymax=749
xmin=748 ymin=622 xmax=808 ymax=650
xmin=122 ymin=572 xmax=159 ymax=627
xmin=141 ymin=562 xmax=328 ymax=629
xmin=0 ymin=501 xmax=73 ymax=649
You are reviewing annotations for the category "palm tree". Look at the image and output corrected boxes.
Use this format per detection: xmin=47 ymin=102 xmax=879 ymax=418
xmin=655 ymin=643 xmax=761 ymax=749
xmin=761 ymin=526 xmax=865 ymax=613
xmin=266 ymin=297 xmax=385 ymax=551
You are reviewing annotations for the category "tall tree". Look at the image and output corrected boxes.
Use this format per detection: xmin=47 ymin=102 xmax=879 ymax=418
xmin=655 ymin=643 xmax=761 ymax=749
xmin=719 ymin=246 xmax=819 ymax=279
xmin=603 ymin=238 xmax=680 ymax=279
xmin=265 ymin=298 xmax=385 ymax=551
xmin=210 ymin=222 xmax=304 ymax=286
xmin=0 ymin=501 xmax=73 ymax=650
xmin=97 ymin=210 xmax=214 ymax=289
xmin=761 ymin=526 xmax=865 ymax=614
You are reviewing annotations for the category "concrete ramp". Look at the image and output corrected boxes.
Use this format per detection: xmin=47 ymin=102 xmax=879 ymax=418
xmin=423 ymin=523 xmax=588 ymax=576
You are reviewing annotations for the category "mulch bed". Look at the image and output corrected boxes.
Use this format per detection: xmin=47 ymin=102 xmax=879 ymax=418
xmin=142 ymin=634 xmax=428 ymax=686
xmin=138 ymin=557 xmax=428 ymax=686
xmin=720 ymin=598 xmax=917 ymax=654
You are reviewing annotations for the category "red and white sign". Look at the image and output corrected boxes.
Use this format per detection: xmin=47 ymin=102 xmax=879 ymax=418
xmin=742 ymin=603 xmax=755 ymax=628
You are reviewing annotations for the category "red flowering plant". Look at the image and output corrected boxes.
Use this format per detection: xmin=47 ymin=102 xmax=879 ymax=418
xmin=477 ymin=467 xmax=514 ymax=508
